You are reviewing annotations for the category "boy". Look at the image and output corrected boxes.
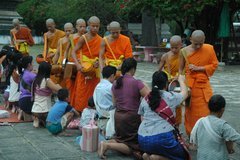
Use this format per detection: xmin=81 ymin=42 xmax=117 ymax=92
xmin=190 ymin=94 xmax=240 ymax=160
xmin=46 ymin=89 xmax=79 ymax=135
xmin=93 ymin=65 xmax=117 ymax=138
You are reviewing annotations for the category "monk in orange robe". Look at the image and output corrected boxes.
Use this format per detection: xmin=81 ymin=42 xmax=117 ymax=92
xmin=10 ymin=18 xmax=34 ymax=55
xmin=50 ymin=23 xmax=74 ymax=87
xmin=71 ymin=16 xmax=102 ymax=112
xmin=43 ymin=18 xmax=65 ymax=62
xmin=179 ymin=30 xmax=218 ymax=136
xmin=64 ymin=19 xmax=86 ymax=102
xmin=99 ymin=21 xmax=132 ymax=72
xmin=159 ymin=35 xmax=182 ymax=126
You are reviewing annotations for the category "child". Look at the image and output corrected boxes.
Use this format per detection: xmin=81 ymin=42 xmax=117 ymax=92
xmin=79 ymin=97 xmax=97 ymax=129
xmin=190 ymin=94 xmax=240 ymax=160
xmin=46 ymin=89 xmax=79 ymax=135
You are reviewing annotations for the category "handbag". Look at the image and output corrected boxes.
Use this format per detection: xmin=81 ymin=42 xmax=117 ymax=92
xmin=80 ymin=35 xmax=97 ymax=77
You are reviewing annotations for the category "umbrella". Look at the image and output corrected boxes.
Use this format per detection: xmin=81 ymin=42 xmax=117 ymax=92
xmin=217 ymin=2 xmax=230 ymax=62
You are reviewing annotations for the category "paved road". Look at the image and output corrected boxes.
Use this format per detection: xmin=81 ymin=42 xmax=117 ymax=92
xmin=0 ymin=61 xmax=240 ymax=160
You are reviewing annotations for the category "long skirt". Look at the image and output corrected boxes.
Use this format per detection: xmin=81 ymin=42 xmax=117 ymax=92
xmin=138 ymin=131 xmax=186 ymax=160
xmin=19 ymin=97 xmax=33 ymax=114
xmin=114 ymin=108 xmax=141 ymax=151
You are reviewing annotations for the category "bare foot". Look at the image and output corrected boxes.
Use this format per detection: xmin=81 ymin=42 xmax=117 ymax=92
xmin=143 ymin=153 xmax=150 ymax=160
xmin=17 ymin=110 xmax=23 ymax=120
xmin=98 ymin=141 xmax=107 ymax=159
xmin=150 ymin=154 xmax=170 ymax=160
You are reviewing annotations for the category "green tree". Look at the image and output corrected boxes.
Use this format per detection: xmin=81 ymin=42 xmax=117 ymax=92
xmin=117 ymin=0 xmax=240 ymax=45
xmin=17 ymin=0 xmax=125 ymax=36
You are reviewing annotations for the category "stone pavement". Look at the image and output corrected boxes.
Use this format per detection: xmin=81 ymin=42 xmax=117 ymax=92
xmin=0 ymin=62 xmax=240 ymax=160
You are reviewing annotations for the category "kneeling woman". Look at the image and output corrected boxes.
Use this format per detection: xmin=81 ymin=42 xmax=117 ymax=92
xmin=31 ymin=62 xmax=61 ymax=128
xmin=138 ymin=71 xmax=188 ymax=160
xmin=18 ymin=56 xmax=36 ymax=120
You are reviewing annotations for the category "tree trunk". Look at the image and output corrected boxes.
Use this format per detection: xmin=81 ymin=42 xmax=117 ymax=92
xmin=141 ymin=9 xmax=158 ymax=46
xmin=175 ymin=20 xmax=184 ymax=35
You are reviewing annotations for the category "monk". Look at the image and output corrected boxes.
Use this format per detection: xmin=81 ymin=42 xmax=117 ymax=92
xmin=10 ymin=18 xmax=34 ymax=55
xmin=49 ymin=23 xmax=74 ymax=87
xmin=64 ymin=19 xmax=87 ymax=62
xmin=43 ymin=18 xmax=65 ymax=62
xmin=71 ymin=16 xmax=102 ymax=112
xmin=179 ymin=30 xmax=218 ymax=136
xmin=159 ymin=35 xmax=183 ymax=126
xmin=99 ymin=21 xmax=132 ymax=72
xmin=53 ymin=22 xmax=74 ymax=65
xmin=64 ymin=19 xmax=86 ymax=102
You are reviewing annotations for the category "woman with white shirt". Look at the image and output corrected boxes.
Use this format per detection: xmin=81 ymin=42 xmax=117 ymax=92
xmin=138 ymin=71 xmax=188 ymax=160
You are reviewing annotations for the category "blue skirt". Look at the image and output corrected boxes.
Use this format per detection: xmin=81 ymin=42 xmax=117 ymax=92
xmin=138 ymin=131 xmax=186 ymax=160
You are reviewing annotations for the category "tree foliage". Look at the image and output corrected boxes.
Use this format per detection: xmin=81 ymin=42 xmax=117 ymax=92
xmin=116 ymin=0 xmax=240 ymax=43
xmin=17 ymin=0 xmax=125 ymax=35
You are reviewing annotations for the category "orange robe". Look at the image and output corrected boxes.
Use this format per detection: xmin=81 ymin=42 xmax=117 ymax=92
xmin=46 ymin=29 xmax=65 ymax=51
xmin=104 ymin=34 xmax=133 ymax=60
xmin=164 ymin=53 xmax=182 ymax=125
xmin=71 ymin=34 xmax=102 ymax=112
xmin=45 ymin=29 xmax=65 ymax=83
xmin=163 ymin=53 xmax=179 ymax=77
xmin=11 ymin=27 xmax=34 ymax=46
xmin=66 ymin=36 xmax=80 ymax=103
xmin=53 ymin=38 xmax=69 ymax=86
xmin=10 ymin=27 xmax=34 ymax=54
xmin=183 ymin=44 xmax=218 ymax=135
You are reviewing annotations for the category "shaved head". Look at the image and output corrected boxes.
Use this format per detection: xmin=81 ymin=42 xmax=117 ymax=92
xmin=88 ymin=16 xmax=100 ymax=25
xmin=170 ymin=35 xmax=182 ymax=44
xmin=64 ymin=22 xmax=74 ymax=36
xmin=12 ymin=18 xmax=20 ymax=25
xmin=88 ymin=16 xmax=100 ymax=34
xmin=190 ymin=30 xmax=205 ymax=50
xmin=46 ymin=18 xmax=56 ymax=32
xmin=64 ymin=22 xmax=73 ymax=29
xmin=191 ymin=30 xmax=205 ymax=40
xmin=76 ymin=18 xmax=86 ymax=25
xmin=169 ymin=35 xmax=182 ymax=54
xmin=46 ymin=18 xmax=55 ymax=25
xmin=109 ymin=21 xmax=121 ymax=30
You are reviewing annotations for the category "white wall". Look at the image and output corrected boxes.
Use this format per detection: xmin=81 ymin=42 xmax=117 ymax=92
xmin=0 ymin=35 xmax=43 ymax=45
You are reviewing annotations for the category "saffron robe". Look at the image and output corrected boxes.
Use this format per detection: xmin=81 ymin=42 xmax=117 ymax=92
xmin=164 ymin=52 xmax=182 ymax=125
xmin=104 ymin=34 xmax=133 ymax=61
xmin=10 ymin=27 xmax=34 ymax=54
xmin=10 ymin=27 xmax=34 ymax=46
xmin=65 ymin=35 xmax=80 ymax=102
xmin=183 ymin=44 xmax=218 ymax=135
xmin=71 ymin=34 xmax=102 ymax=112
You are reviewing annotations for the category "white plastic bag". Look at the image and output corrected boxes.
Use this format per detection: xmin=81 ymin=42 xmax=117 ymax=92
xmin=0 ymin=110 xmax=10 ymax=118
xmin=105 ymin=109 xmax=115 ymax=139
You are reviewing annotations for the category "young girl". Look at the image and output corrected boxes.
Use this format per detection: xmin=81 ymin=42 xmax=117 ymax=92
xmin=79 ymin=96 xmax=97 ymax=129
xmin=190 ymin=95 xmax=240 ymax=160
xmin=31 ymin=61 xmax=61 ymax=128
xmin=9 ymin=67 xmax=21 ymax=119
xmin=18 ymin=56 xmax=36 ymax=120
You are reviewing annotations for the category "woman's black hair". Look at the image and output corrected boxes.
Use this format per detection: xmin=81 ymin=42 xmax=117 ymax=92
xmin=149 ymin=71 xmax=168 ymax=111
xmin=18 ymin=56 xmax=33 ymax=75
xmin=115 ymin=58 xmax=137 ymax=89
xmin=208 ymin=94 xmax=226 ymax=113
xmin=33 ymin=61 xmax=52 ymax=91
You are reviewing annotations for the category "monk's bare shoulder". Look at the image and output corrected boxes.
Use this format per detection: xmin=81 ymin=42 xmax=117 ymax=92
xmin=161 ymin=52 xmax=169 ymax=61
